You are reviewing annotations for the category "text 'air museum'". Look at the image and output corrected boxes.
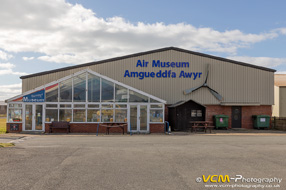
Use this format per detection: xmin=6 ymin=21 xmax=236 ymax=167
xmin=6 ymin=47 xmax=275 ymax=133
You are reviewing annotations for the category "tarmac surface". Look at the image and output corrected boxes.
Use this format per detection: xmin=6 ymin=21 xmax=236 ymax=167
xmin=0 ymin=132 xmax=286 ymax=190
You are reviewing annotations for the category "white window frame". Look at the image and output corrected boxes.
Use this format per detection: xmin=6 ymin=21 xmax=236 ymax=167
xmin=7 ymin=102 xmax=23 ymax=123
xmin=149 ymin=103 xmax=165 ymax=124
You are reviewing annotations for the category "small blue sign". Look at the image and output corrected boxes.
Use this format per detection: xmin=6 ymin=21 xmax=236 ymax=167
xmin=23 ymin=89 xmax=45 ymax=102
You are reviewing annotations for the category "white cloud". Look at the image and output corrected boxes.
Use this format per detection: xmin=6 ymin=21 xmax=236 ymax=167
xmin=0 ymin=0 xmax=285 ymax=64
xmin=0 ymin=62 xmax=15 ymax=69
xmin=0 ymin=83 xmax=21 ymax=101
xmin=272 ymin=28 xmax=286 ymax=35
xmin=0 ymin=50 xmax=13 ymax=60
xmin=0 ymin=69 xmax=28 ymax=76
xmin=0 ymin=62 xmax=28 ymax=75
xmin=227 ymin=56 xmax=286 ymax=68
xmin=22 ymin=56 xmax=34 ymax=61
xmin=0 ymin=63 xmax=27 ymax=76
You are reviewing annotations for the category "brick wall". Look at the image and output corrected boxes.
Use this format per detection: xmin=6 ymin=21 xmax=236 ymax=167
xmin=6 ymin=123 xmax=22 ymax=133
xmin=5 ymin=123 xmax=165 ymax=134
xmin=45 ymin=123 xmax=127 ymax=133
xmin=46 ymin=123 xmax=165 ymax=133
xmin=242 ymin=106 xmax=272 ymax=129
xmin=205 ymin=105 xmax=232 ymax=128
xmin=150 ymin=123 xmax=165 ymax=133
xmin=205 ymin=105 xmax=272 ymax=129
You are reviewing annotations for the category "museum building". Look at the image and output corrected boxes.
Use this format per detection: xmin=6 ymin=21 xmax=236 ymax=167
xmin=6 ymin=47 xmax=275 ymax=133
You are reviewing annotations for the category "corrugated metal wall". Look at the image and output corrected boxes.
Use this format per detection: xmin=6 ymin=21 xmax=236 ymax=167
xmin=22 ymin=50 xmax=274 ymax=105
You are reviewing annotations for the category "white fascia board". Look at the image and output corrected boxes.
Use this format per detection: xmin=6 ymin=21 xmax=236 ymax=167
xmin=7 ymin=69 xmax=166 ymax=104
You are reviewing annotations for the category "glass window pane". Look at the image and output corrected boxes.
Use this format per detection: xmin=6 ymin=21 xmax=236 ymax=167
xmin=151 ymin=104 xmax=163 ymax=108
xmin=74 ymin=104 xmax=85 ymax=108
xmin=115 ymin=84 xmax=128 ymax=102
xmin=150 ymin=98 xmax=160 ymax=103
xmin=45 ymin=109 xmax=58 ymax=122
xmin=87 ymin=109 xmax=100 ymax=122
xmin=140 ymin=105 xmax=147 ymax=130
xmin=150 ymin=110 xmax=163 ymax=122
xmin=8 ymin=109 xmax=22 ymax=122
xmin=73 ymin=73 xmax=86 ymax=102
xmin=130 ymin=105 xmax=137 ymax=130
xmin=191 ymin=110 xmax=196 ymax=117
xmin=102 ymin=104 xmax=113 ymax=108
xmin=197 ymin=110 xmax=202 ymax=117
xmin=25 ymin=105 xmax=32 ymax=130
xmin=9 ymin=104 xmax=22 ymax=108
xmin=60 ymin=104 xmax=72 ymax=108
xmin=60 ymin=78 xmax=72 ymax=102
xmin=88 ymin=74 xmax=100 ymax=102
xmin=35 ymin=105 xmax=43 ymax=130
xmin=59 ymin=109 xmax=72 ymax=122
xmin=88 ymin=104 xmax=99 ymax=108
xmin=115 ymin=109 xmax=127 ymax=123
xmin=115 ymin=104 xmax=127 ymax=108
xmin=46 ymin=104 xmax=57 ymax=108
xmin=46 ymin=84 xmax=58 ymax=102
xmin=101 ymin=78 xmax=114 ymax=102
xmin=73 ymin=109 xmax=86 ymax=122
xmin=101 ymin=109 xmax=114 ymax=122
xmin=129 ymin=90 xmax=148 ymax=102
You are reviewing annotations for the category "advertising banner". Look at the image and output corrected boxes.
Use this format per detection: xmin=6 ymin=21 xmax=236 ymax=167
xmin=23 ymin=89 xmax=45 ymax=102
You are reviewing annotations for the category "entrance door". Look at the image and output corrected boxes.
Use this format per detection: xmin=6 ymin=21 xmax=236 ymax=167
xmin=129 ymin=105 xmax=148 ymax=133
xmin=232 ymin=106 xmax=241 ymax=128
xmin=24 ymin=104 xmax=44 ymax=131
xmin=25 ymin=104 xmax=33 ymax=130
xmin=35 ymin=105 xmax=44 ymax=130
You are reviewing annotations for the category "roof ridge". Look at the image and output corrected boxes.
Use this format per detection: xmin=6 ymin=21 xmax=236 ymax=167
xmin=20 ymin=47 xmax=276 ymax=79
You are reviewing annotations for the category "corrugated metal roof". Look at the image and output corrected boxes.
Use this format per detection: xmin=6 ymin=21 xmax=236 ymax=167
xmin=20 ymin=47 xmax=276 ymax=79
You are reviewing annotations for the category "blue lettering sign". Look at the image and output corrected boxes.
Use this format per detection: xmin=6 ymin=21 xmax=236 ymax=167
xmin=23 ymin=89 xmax=45 ymax=102
xmin=123 ymin=60 xmax=200 ymax=80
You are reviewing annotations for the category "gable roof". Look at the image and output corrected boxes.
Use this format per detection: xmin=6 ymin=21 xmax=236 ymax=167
xmin=168 ymin=99 xmax=206 ymax=108
xmin=7 ymin=69 xmax=166 ymax=103
xmin=20 ymin=47 xmax=276 ymax=79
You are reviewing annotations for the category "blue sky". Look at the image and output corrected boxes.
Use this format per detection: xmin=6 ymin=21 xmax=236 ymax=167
xmin=0 ymin=0 xmax=286 ymax=100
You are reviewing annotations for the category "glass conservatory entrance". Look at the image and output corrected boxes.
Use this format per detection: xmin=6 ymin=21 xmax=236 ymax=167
xmin=7 ymin=69 xmax=166 ymax=133
xmin=129 ymin=104 xmax=148 ymax=133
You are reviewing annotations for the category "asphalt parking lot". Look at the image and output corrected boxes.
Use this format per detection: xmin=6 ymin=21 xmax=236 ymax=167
xmin=0 ymin=134 xmax=285 ymax=190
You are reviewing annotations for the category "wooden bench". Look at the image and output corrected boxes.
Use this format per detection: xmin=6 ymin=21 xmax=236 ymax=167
xmin=49 ymin=121 xmax=70 ymax=133
xmin=99 ymin=123 xmax=127 ymax=135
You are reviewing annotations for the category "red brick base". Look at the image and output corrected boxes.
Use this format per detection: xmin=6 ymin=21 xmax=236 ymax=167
xmin=5 ymin=123 xmax=166 ymax=133
xmin=45 ymin=123 xmax=127 ymax=133
xmin=150 ymin=123 xmax=165 ymax=133
xmin=6 ymin=123 xmax=22 ymax=133
xmin=205 ymin=105 xmax=272 ymax=129
xmin=45 ymin=123 xmax=166 ymax=133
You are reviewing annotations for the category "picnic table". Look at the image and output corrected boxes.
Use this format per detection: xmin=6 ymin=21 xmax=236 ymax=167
xmin=99 ymin=123 xmax=127 ymax=135
xmin=189 ymin=121 xmax=214 ymax=133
